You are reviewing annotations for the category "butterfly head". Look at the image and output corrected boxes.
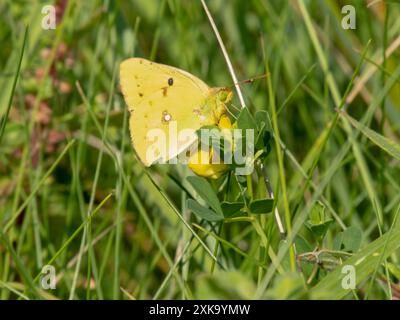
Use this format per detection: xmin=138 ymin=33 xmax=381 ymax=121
xmin=206 ymin=88 xmax=233 ymax=122
xmin=216 ymin=88 xmax=233 ymax=104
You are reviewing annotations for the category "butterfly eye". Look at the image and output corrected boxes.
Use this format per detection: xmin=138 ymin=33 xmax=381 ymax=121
xmin=168 ymin=78 xmax=174 ymax=86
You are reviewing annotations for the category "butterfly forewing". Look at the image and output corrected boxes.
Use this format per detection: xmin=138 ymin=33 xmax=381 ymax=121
xmin=120 ymin=58 xmax=216 ymax=166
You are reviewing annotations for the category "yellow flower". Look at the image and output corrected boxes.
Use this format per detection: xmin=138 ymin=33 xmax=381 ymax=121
xmin=218 ymin=114 xmax=232 ymax=129
xmin=188 ymin=115 xmax=232 ymax=179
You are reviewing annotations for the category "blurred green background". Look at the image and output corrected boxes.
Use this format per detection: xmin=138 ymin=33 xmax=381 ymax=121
xmin=0 ymin=0 xmax=400 ymax=300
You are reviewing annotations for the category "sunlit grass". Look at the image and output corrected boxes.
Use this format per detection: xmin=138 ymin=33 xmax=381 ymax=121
xmin=0 ymin=0 xmax=400 ymax=300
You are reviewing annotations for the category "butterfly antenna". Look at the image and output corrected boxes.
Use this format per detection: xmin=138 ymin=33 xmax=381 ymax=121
xmin=225 ymin=73 xmax=269 ymax=89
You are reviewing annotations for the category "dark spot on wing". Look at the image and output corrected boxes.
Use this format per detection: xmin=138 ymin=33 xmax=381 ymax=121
xmin=139 ymin=93 xmax=143 ymax=97
xmin=168 ymin=78 xmax=174 ymax=86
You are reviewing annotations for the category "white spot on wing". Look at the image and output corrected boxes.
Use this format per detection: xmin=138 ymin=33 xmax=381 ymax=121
xmin=162 ymin=111 xmax=172 ymax=123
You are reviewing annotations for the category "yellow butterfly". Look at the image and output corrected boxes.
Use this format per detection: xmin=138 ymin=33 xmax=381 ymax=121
xmin=119 ymin=58 xmax=233 ymax=168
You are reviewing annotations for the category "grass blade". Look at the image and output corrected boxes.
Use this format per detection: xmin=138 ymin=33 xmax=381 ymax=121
xmin=0 ymin=26 xmax=27 ymax=145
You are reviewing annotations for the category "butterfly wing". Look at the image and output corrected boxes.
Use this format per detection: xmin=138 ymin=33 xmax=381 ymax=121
xmin=120 ymin=58 xmax=213 ymax=166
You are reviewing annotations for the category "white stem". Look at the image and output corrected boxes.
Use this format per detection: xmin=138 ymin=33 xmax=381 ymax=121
xmin=201 ymin=0 xmax=286 ymax=239
xmin=201 ymin=0 xmax=246 ymax=108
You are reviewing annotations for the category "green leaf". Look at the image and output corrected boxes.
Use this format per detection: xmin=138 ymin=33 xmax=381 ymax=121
xmin=234 ymin=109 xmax=258 ymax=168
xmin=187 ymin=176 xmax=222 ymax=215
xmin=306 ymin=201 xmax=332 ymax=240
xmin=310 ymin=218 xmax=400 ymax=299
xmin=305 ymin=220 xmax=333 ymax=239
xmin=341 ymin=226 xmax=362 ymax=253
xmin=187 ymin=199 xmax=223 ymax=222
xmin=387 ymin=262 xmax=400 ymax=280
xmin=333 ymin=226 xmax=362 ymax=253
xmin=332 ymin=233 xmax=343 ymax=251
xmin=253 ymin=110 xmax=272 ymax=158
xmin=237 ymin=107 xmax=257 ymax=130
xmin=341 ymin=111 xmax=400 ymax=161
xmin=255 ymin=110 xmax=272 ymax=132
xmin=249 ymin=198 xmax=274 ymax=214
xmin=256 ymin=130 xmax=271 ymax=154
xmin=221 ymin=201 xmax=244 ymax=217
xmin=309 ymin=201 xmax=326 ymax=225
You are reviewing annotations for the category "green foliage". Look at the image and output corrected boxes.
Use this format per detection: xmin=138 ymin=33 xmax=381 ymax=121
xmin=195 ymin=271 xmax=257 ymax=299
xmin=220 ymin=201 xmax=244 ymax=218
xmin=265 ymin=272 xmax=308 ymax=299
xmin=187 ymin=199 xmax=224 ymax=222
xmin=333 ymin=227 xmax=363 ymax=253
xmin=305 ymin=201 xmax=333 ymax=242
xmin=187 ymin=176 xmax=223 ymax=216
xmin=249 ymin=199 xmax=274 ymax=214
xmin=0 ymin=0 xmax=399 ymax=300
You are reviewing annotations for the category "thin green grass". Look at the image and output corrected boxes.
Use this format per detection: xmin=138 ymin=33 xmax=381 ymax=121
xmin=0 ymin=0 xmax=399 ymax=300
